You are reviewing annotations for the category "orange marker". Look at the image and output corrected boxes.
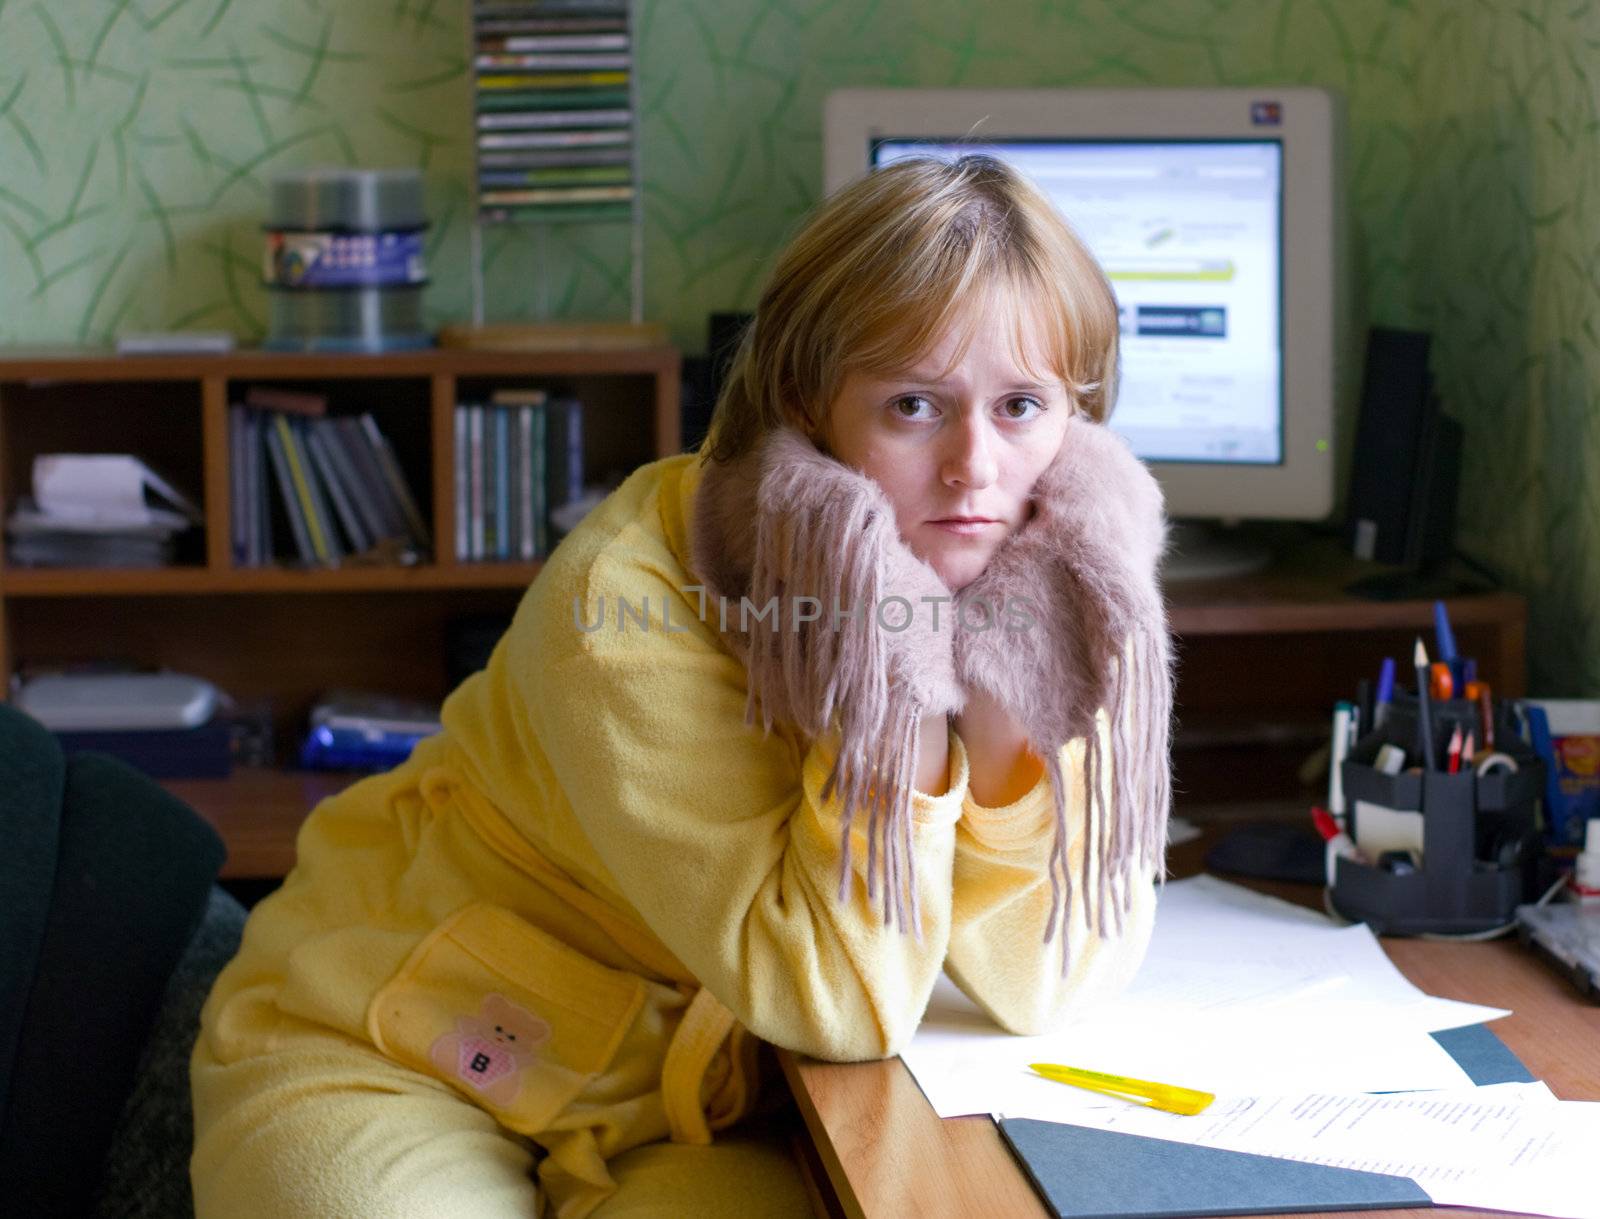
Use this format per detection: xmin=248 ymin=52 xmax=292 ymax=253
xmin=1430 ymin=662 xmax=1454 ymax=701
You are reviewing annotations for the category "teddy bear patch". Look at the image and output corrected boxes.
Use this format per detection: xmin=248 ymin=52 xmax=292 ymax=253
xmin=428 ymin=992 xmax=551 ymax=1106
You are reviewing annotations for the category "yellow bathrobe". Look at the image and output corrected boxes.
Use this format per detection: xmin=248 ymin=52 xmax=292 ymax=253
xmin=190 ymin=446 xmax=1158 ymax=1219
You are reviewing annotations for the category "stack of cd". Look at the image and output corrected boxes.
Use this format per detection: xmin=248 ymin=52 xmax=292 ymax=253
xmin=471 ymin=1 xmax=636 ymax=225
xmin=262 ymin=168 xmax=432 ymax=352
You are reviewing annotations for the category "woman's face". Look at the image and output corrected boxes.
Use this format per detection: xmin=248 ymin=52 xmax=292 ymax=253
xmin=825 ymin=299 xmax=1074 ymax=592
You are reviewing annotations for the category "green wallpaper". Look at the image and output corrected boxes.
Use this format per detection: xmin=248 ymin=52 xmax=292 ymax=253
xmin=0 ymin=0 xmax=1593 ymax=691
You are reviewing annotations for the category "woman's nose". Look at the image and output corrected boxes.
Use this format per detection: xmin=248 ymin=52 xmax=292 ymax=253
xmin=942 ymin=415 xmax=998 ymax=489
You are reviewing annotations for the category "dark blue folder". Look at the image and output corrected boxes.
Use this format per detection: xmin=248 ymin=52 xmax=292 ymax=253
xmin=997 ymin=1024 xmax=1532 ymax=1219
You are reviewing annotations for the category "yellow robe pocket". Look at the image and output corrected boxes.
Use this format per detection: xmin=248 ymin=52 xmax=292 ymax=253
xmin=368 ymin=901 xmax=648 ymax=1135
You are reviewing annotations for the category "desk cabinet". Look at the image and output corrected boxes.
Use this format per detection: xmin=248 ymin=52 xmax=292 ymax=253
xmin=1167 ymin=542 xmax=1525 ymax=805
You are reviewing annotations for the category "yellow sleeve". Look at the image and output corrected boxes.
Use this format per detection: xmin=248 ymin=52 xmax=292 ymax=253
xmin=945 ymin=718 xmax=1157 ymax=1036
xmin=525 ymin=563 xmax=971 ymax=1063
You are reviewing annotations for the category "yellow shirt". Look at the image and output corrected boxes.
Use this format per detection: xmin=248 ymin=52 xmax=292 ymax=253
xmin=194 ymin=446 xmax=1156 ymax=1219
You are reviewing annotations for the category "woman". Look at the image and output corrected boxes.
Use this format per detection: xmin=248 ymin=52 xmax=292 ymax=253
xmin=190 ymin=154 xmax=1171 ymax=1219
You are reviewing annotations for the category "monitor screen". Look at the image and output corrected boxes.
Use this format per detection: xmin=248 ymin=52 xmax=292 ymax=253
xmin=872 ymin=138 xmax=1284 ymax=466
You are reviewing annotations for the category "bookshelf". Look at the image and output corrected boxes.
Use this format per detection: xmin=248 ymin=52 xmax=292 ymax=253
xmin=0 ymin=346 xmax=680 ymax=858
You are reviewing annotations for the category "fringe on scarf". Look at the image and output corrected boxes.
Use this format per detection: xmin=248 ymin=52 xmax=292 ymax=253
xmin=1039 ymin=623 xmax=1173 ymax=978
xmin=738 ymin=454 xmax=932 ymax=941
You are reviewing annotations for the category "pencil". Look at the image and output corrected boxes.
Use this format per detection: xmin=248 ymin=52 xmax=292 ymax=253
xmin=1414 ymin=638 xmax=1439 ymax=771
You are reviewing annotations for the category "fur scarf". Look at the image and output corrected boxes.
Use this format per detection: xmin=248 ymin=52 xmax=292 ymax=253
xmin=688 ymin=417 xmax=1173 ymax=973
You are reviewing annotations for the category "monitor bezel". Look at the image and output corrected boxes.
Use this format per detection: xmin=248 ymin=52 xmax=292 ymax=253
xmin=822 ymin=87 xmax=1347 ymax=522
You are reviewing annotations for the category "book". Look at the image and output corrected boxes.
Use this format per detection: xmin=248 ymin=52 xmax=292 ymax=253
xmin=305 ymin=424 xmax=370 ymax=554
xmin=477 ymin=148 xmax=632 ymax=170
xmin=264 ymin=419 xmax=314 ymax=565
xmin=486 ymin=34 xmax=629 ymax=52
xmin=478 ymin=171 xmax=631 ymax=193
xmin=454 ymin=406 xmax=470 ymax=562
xmin=229 ymin=405 xmax=248 ymax=565
xmin=478 ymin=130 xmax=630 ymax=150
xmin=478 ymin=185 xmax=634 ymax=206
xmin=330 ymin=417 xmax=405 ymax=543
xmin=292 ymin=412 xmax=345 ymax=556
xmin=476 ymin=0 xmax=627 ymax=18
xmin=273 ymin=413 xmax=332 ymax=565
xmin=251 ymin=412 xmax=271 ymax=565
xmin=358 ymin=413 xmax=431 ymax=549
xmin=524 ymin=405 xmax=547 ymax=559
xmin=475 ymin=53 xmax=632 ymax=71
xmin=492 ymin=407 xmax=510 ymax=560
xmin=476 ymin=17 xmax=627 ymax=36
xmin=475 ymin=88 xmax=631 ymax=113
xmin=476 ymin=109 xmax=632 ymax=131
xmin=246 ymin=386 xmax=328 ymax=417
xmin=489 ymin=387 xmax=548 ymax=409
xmin=313 ymin=418 xmax=388 ymax=545
xmin=505 ymin=404 xmax=522 ymax=561
xmin=468 ymin=405 xmax=485 ymax=561
xmin=477 ymin=70 xmax=630 ymax=90
xmin=545 ymin=396 xmax=584 ymax=511
xmin=479 ymin=204 xmax=633 ymax=225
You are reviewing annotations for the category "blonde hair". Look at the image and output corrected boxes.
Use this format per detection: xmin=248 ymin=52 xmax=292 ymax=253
xmin=704 ymin=153 xmax=1121 ymax=465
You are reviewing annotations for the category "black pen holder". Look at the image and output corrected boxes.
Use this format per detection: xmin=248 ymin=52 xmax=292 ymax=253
xmin=1330 ymin=691 xmax=1544 ymax=935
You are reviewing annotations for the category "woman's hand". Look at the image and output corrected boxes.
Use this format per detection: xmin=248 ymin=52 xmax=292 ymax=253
xmin=957 ymin=687 xmax=1044 ymax=807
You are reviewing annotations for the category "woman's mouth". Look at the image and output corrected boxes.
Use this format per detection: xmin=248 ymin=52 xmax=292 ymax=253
xmin=927 ymin=517 xmax=999 ymax=536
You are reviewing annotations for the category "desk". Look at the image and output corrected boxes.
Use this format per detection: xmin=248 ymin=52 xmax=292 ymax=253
xmin=778 ymin=835 xmax=1600 ymax=1219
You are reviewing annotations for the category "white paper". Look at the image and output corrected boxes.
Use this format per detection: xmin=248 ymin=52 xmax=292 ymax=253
xmin=997 ymin=1084 xmax=1600 ymax=1219
xmin=906 ymin=974 xmax=1476 ymax=1119
xmin=33 ymin=454 xmax=200 ymax=525
xmin=1125 ymin=876 xmax=1508 ymax=1031
xmin=902 ymin=876 xmax=1508 ymax=1121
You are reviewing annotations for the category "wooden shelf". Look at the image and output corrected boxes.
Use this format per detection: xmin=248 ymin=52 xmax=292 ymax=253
xmin=0 ymin=346 xmax=681 ymax=381
xmin=1166 ymin=535 xmax=1527 ymax=636
xmin=0 ymin=344 xmax=682 ymax=778
xmin=1 ymin=561 xmax=546 ymax=596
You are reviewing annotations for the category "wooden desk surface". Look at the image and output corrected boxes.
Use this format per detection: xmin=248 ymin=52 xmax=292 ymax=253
xmin=779 ymin=839 xmax=1600 ymax=1219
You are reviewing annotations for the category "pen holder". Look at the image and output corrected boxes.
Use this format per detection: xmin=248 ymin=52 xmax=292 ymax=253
xmin=1330 ymin=692 xmax=1544 ymax=935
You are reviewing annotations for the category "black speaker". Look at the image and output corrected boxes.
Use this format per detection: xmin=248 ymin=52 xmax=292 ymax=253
xmin=681 ymin=311 xmax=756 ymax=454
xmin=707 ymin=311 xmax=753 ymax=403
xmin=1345 ymin=328 xmax=1462 ymax=568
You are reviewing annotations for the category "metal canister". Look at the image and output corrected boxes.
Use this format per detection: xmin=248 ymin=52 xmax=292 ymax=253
xmin=262 ymin=168 xmax=431 ymax=352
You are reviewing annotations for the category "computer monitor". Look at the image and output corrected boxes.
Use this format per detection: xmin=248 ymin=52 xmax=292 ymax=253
xmin=823 ymin=88 xmax=1352 ymax=573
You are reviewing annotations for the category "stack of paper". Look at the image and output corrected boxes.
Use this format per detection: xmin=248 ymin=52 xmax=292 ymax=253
xmin=5 ymin=455 xmax=201 ymax=567
xmin=903 ymin=875 xmax=1592 ymax=1218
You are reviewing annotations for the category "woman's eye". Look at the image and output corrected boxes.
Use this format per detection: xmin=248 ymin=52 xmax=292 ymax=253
xmin=1000 ymin=397 xmax=1045 ymax=421
xmin=891 ymin=395 xmax=936 ymax=420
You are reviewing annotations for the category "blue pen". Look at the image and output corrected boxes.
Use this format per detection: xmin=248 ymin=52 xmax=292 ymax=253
xmin=1434 ymin=600 xmax=1458 ymax=662
xmin=1375 ymin=657 xmax=1396 ymax=728
xmin=1434 ymin=601 xmax=1465 ymax=693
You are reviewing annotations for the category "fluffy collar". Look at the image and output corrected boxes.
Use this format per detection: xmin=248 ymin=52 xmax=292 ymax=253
xmin=688 ymin=417 xmax=1172 ymax=972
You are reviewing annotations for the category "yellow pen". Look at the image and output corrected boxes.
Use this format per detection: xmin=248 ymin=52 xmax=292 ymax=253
xmin=1029 ymin=1063 xmax=1215 ymax=1116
